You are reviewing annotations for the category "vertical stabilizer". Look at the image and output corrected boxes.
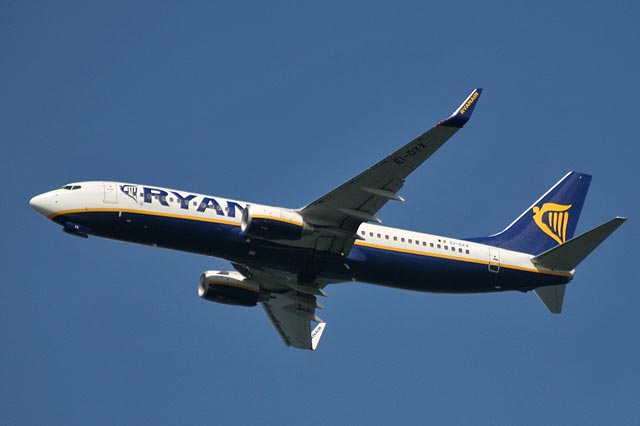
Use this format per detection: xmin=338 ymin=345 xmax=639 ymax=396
xmin=473 ymin=172 xmax=591 ymax=255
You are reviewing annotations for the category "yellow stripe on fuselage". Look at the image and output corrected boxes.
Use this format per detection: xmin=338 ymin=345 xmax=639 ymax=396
xmin=354 ymin=240 xmax=572 ymax=278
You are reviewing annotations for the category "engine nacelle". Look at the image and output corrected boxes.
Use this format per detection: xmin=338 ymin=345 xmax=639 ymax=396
xmin=198 ymin=271 xmax=262 ymax=307
xmin=241 ymin=205 xmax=311 ymax=241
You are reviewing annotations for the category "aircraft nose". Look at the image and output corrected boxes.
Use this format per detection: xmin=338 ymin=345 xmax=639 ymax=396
xmin=29 ymin=192 xmax=53 ymax=217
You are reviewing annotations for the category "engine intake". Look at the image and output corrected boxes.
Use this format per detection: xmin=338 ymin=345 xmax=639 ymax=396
xmin=241 ymin=205 xmax=310 ymax=241
xmin=198 ymin=271 xmax=262 ymax=307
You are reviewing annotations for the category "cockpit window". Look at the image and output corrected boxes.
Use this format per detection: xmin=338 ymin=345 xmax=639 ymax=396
xmin=61 ymin=185 xmax=82 ymax=190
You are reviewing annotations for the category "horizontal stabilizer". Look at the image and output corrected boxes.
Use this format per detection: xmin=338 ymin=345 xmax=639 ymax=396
xmin=532 ymin=217 xmax=626 ymax=271
xmin=534 ymin=284 xmax=566 ymax=314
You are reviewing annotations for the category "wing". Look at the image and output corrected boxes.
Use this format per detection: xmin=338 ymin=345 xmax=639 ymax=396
xmin=233 ymin=264 xmax=328 ymax=350
xmin=300 ymin=88 xmax=482 ymax=255
xmin=236 ymin=90 xmax=482 ymax=349
xmin=262 ymin=292 xmax=326 ymax=350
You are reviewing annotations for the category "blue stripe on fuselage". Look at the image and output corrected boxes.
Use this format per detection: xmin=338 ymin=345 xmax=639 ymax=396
xmin=52 ymin=210 xmax=570 ymax=294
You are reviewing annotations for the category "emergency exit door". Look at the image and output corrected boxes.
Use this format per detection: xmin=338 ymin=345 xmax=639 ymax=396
xmin=488 ymin=247 xmax=500 ymax=273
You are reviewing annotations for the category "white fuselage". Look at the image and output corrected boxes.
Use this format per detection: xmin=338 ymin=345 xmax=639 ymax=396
xmin=30 ymin=181 xmax=573 ymax=294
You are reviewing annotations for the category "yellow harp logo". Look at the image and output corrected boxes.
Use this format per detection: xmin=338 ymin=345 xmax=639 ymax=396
xmin=532 ymin=203 xmax=572 ymax=244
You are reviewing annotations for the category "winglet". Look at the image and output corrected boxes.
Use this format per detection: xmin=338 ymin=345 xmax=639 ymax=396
xmin=439 ymin=88 xmax=483 ymax=128
xmin=311 ymin=322 xmax=326 ymax=350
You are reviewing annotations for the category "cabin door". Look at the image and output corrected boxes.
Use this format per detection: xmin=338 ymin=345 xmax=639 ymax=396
xmin=103 ymin=182 xmax=118 ymax=204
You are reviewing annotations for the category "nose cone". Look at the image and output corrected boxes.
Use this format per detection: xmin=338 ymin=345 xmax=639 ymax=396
xmin=29 ymin=192 xmax=53 ymax=217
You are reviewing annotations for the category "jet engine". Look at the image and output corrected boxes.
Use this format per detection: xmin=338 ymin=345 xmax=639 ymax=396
xmin=241 ymin=205 xmax=311 ymax=241
xmin=198 ymin=271 xmax=265 ymax=307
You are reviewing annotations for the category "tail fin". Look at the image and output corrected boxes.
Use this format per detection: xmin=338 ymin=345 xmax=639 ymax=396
xmin=474 ymin=172 xmax=591 ymax=255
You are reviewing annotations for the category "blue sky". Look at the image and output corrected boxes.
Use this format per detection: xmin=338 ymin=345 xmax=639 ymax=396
xmin=2 ymin=1 xmax=638 ymax=425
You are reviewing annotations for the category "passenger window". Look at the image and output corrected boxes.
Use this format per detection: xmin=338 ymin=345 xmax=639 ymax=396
xmin=393 ymin=236 xmax=398 ymax=241
xmin=416 ymin=240 xmax=420 ymax=245
xmin=437 ymin=244 xmax=441 ymax=249
xmin=408 ymin=239 xmax=412 ymax=244
xmin=430 ymin=243 xmax=434 ymax=248
xmin=377 ymin=233 xmax=381 ymax=238
xmin=401 ymin=238 xmax=405 ymax=243
xmin=385 ymin=235 xmax=389 ymax=240
xmin=466 ymin=249 xmax=470 ymax=254
xmin=459 ymin=248 xmax=463 ymax=253
xmin=369 ymin=232 xmax=374 ymax=237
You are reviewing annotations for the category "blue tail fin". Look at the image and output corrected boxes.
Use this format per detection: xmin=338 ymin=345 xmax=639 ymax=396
xmin=472 ymin=172 xmax=592 ymax=255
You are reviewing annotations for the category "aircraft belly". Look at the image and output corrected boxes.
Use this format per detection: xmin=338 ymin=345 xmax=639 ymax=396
xmin=52 ymin=211 xmax=570 ymax=294
xmin=345 ymin=246 xmax=569 ymax=294
xmin=53 ymin=211 xmax=248 ymax=259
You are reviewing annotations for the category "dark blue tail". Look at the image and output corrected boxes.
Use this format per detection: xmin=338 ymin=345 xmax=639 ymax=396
xmin=471 ymin=172 xmax=592 ymax=255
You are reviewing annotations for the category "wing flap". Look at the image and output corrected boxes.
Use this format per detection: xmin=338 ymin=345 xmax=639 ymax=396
xmin=261 ymin=291 xmax=326 ymax=350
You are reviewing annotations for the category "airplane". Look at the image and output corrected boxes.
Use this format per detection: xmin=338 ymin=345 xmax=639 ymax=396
xmin=29 ymin=88 xmax=626 ymax=350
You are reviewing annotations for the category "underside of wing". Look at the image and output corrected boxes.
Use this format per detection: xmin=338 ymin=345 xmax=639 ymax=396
xmin=262 ymin=292 xmax=326 ymax=350
xmin=233 ymin=264 xmax=328 ymax=350
xmin=300 ymin=88 xmax=482 ymax=255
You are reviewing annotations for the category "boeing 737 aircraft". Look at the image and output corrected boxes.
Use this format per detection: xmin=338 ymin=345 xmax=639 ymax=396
xmin=30 ymin=89 xmax=626 ymax=350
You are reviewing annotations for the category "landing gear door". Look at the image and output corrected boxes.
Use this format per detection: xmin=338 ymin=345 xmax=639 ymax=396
xmin=103 ymin=182 xmax=118 ymax=204
xmin=488 ymin=247 xmax=500 ymax=273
